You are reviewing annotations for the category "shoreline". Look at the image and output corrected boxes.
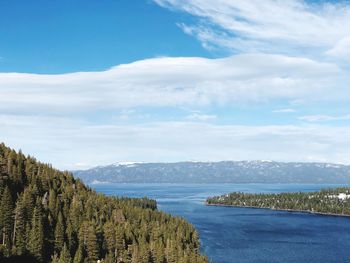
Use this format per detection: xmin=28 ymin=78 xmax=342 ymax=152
xmin=205 ymin=202 xmax=350 ymax=218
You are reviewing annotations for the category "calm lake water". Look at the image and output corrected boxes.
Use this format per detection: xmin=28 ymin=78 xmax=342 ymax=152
xmin=92 ymin=183 xmax=350 ymax=263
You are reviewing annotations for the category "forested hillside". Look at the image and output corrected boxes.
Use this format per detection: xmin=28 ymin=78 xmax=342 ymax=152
xmin=207 ymin=188 xmax=350 ymax=216
xmin=0 ymin=143 xmax=208 ymax=263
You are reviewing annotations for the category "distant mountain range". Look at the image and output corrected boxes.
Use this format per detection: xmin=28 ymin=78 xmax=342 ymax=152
xmin=73 ymin=161 xmax=350 ymax=184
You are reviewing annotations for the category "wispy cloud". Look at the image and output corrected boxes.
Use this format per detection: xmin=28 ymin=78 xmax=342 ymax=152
xmin=186 ymin=112 xmax=217 ymax=121
xmin=299 ymin=114 xmax=350 ymax=122
xmin=273 ymin=108 xmax=296 ymax=113
xmin=325 ymin=36 xmax=350 ymax=60
xmin=117 ymin=109 xmax=136 ymax=121
xmin=154 ymin=0 xmax=350 ymax=56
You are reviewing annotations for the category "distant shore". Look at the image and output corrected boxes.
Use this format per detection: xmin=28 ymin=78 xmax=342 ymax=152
xmin=205 ymin=202 xmax=350 ymax=218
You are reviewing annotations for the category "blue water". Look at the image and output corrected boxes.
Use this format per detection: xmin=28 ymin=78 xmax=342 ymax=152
xmin=92 ymin=183 xmax=350 ymax=263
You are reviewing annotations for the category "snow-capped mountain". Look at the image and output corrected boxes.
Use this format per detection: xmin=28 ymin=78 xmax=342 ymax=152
xmin=73 ymin=161 xmax=350 ymax=184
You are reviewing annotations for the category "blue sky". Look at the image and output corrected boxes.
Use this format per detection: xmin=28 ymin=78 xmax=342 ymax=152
xmin=0 ymin=0 xmax=211 ymax=73
xmin=1 ymin=0 xmax=350 ymax=169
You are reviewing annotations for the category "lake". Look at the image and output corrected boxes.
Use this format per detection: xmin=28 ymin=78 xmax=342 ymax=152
xmin=92 ymin=183 xmax=350 ymax=263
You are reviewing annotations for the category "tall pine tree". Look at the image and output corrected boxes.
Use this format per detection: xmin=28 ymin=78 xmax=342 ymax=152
xmin=0 ymin=187 xmax=14 ymax=252
xmin=12 ymin=197 xmax=27 ymax=255
xmin=28 ymin=206 xmax=44 ymax=262
xmin=73 ymin=245 xmax=84 ymax=263
xmin=86 ymin=225 xmax=99 ymax=262
xmin=58 ymin=243 xmax=71 ymax=263
xmin=54 ymin=211 xmax=65 ymax=252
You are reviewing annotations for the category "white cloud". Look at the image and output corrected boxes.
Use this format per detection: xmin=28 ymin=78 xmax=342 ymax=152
xmin=186 ymin=113 xmax=217 ymax=121
xmin=117 ymin=109 xmax=136 ymax=121
xmin=2 ymin=0 xmax=350 ymax=169
xmin=1 ymin=114 xmax=350 ymax=169
xmin=299 ymin=114 xmax=350 ymax=122
xmin=0 ymin=54 xmax=347 ymax=169
xmin=326 ymin=36 xmax=350 ymax=60
xmin=0 ymin=54 xmax=342 ymax=115
xmin=273 ymin=108 xmax=296 ymax=113
xmin=154 ymin=0 xmax=350 ymax=55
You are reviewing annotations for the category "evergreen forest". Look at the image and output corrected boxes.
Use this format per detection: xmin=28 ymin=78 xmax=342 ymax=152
xmin=0 ymin=143 xmax=208 ymax=263
xmin=207 ymin=188 xmax=350 ymax=216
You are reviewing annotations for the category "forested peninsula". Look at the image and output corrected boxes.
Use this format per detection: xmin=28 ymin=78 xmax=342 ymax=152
xmin=0 ymin=143 xmax=208 ymax=263
xmin=206 ymin=188 xmax=350 ymax=216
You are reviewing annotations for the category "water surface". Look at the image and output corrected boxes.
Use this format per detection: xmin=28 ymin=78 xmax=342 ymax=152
xmin=92 ymin=183 xmax=350 ymax=263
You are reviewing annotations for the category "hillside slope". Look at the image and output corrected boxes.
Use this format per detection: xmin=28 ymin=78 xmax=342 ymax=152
xmin=0 ymin=143 xmax=207 ymax=263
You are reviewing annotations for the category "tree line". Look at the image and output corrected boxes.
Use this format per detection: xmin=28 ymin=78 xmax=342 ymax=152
xmin=207 ymin=188 xmax=350 ymax=215
xmin=0 ymin=143 xmax=208 ymax=263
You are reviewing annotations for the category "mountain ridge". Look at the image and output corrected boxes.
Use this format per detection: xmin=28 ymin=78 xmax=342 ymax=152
xmin=73 ymin=160 xmax=350 ymax=184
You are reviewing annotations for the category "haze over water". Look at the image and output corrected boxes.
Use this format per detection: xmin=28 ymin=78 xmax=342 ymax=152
xmin=93 ymin=183 xmax=350 ymax=263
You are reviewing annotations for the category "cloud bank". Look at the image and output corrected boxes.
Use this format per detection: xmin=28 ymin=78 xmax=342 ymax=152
xmin=2 ymin=114 xmax=350 ymax=169
xmin=0 ymin=54 xmax=343 ymax=115
xmin=1 ymin=0 xmax=350 ymax=169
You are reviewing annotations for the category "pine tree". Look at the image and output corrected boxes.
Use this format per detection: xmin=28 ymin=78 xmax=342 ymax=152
xmin=66 ymin=221 xmax=77 ymax=255
xmin=103 ymin=222 xmax=115 ymax=254
xmin=50 ymin=253 xmax=59 ymax=263
xmin=0 ymin=187 xmax=14 ymax=251
xmin=153 ymin=241 xmax=165 ymax=263
xmin=22 ymin=188 xmax=35 ymax=223
xmin=6 ymin=150 xmax=15 ymax=176
xmin=58 ymin=243 xmax=72 ymax=263
xmin=12 ymin=197 xmax=27 ymax=255
xmin=49 ymin=190 xmax=57 ymax=218
xmin=54 ymin=211 xmax=65 ymax=252
xmin=131 ymin=245 xmax=140 ymax=263
xmin=141 ymin=244 xmax=152 ymax=263
xmin=86 ymin=225 xmax=99 ymax=262
xmin=103 ymin=253 xmax=115 ymax=263
xmin=28 ymin=206 xmax=44 ymax=262
xmin=165 ymin=239 xmax=178 ymax=263
xmin=122 ymin=246 xmax=132 ymax=263
xmin=15 ymin=151 xmax=25 ymax=186
xmin=115 ymin=227 xmax=125 ymax=260
xmin=73 ymin=245 xmax=84 ymax=263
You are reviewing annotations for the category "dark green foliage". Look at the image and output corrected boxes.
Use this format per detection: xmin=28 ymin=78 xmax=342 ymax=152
xmin=12 ymin=197 xmax=27 ymax=255
xmin=54 ymin=212 xmax=65 ymax=252
xmin=0 ymin=187 xmax=14 ymax=254
xmin=86 ymin=224 xmax=99 ymax=262
xmin=73 ymin=245 xmax=84 ymax=263
xmin=207 ymin=188 xmax=350 ymax=216
xmin=58 ymin=243 xmax=71 ymax=263
xmin=0 ymin=254 xmax=40 ymax=263
xmin=0 ymin=143 xmax=208 ymax=263
xmin=28 ymin=207 xmax=44 ymax=262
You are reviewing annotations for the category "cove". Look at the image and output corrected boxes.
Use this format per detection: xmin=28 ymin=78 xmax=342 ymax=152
xmin=92 ymin=183 xmax=350 ymax=263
